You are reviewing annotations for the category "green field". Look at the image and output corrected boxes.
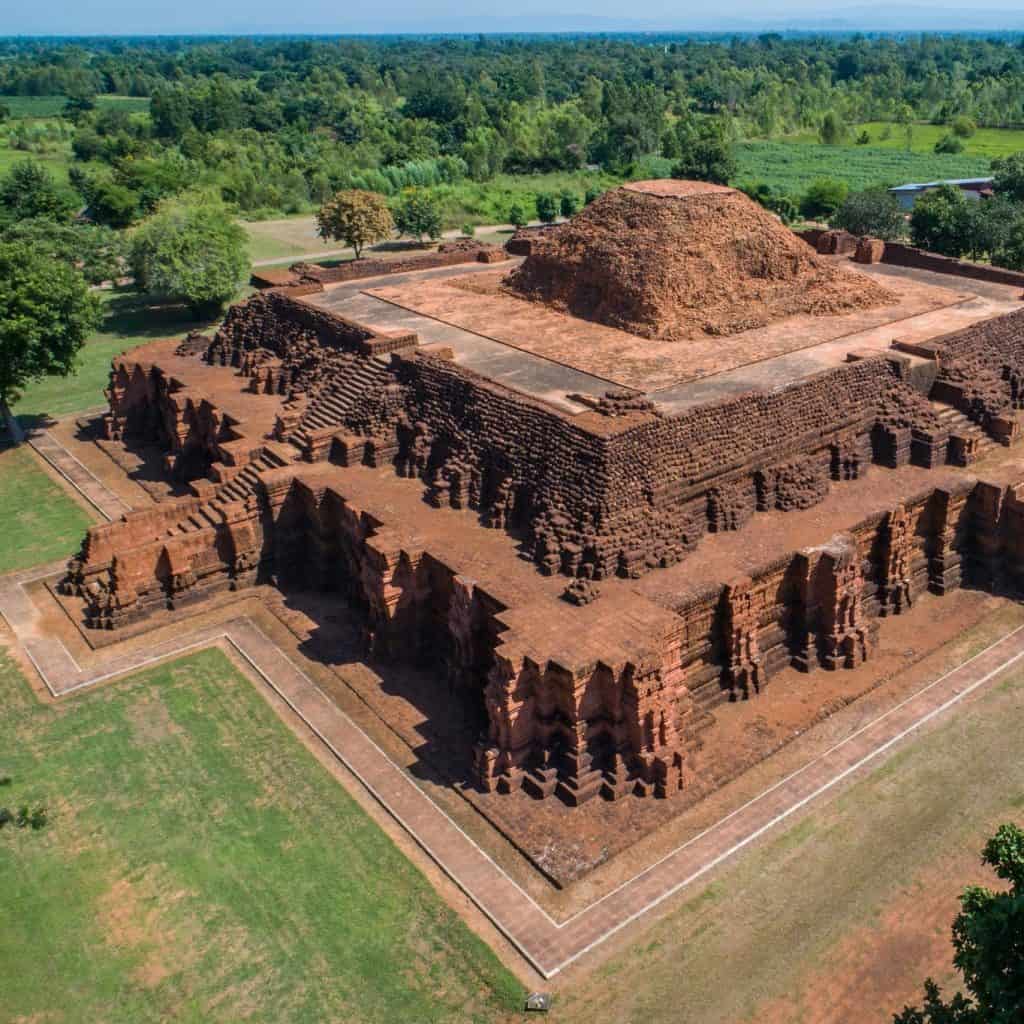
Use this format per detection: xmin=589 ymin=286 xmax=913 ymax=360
xmin=0 ymin=443 xmax=94 ymax=573
xmin=1 ymin=94 xmax=151 ymax=118
xmin=734 ymin=140 xmax=992 ymax=195
xmin=783 ymin=121 xmax=1024 ymax=160
xmin=12 ymin=290 xmax=228 ymax=425
xmin=0 ymin=646 xmax=522 ymax=1023
xmin=0 ymin=128 xmax=73 ymax=183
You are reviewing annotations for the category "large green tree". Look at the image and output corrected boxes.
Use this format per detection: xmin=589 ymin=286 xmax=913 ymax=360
xmin=0 ymin=241 xmax=102 ymax=411
xmin=316 ymin=190 xmax=394 ymax=259
xmin=894 ymin=823 xmax=1024 ymax=1024
xmin=131 ymin=198 xmax=248 ymax=319
xmin=910 ymin=185 xmax=973 ymax=257
xmin=670 ymin=118 xmax=736 ymax=185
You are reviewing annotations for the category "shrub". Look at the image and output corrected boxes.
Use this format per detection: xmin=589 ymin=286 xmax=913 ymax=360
xmin=799 ymin=177 xmax=849 ymax=220
xmin=535 ymin=193 xmax=558 ymax=223
xmin=951 ymin=115 xmax=977 ymax=138
xmin=934 ymin=133 xmax=965 ymax=155
xmin=559 ymin=191 xmax=581 ymax=218
xmin=460 ymin=222 xmax=475 ymax=237
xmin=508 ymin=202 xmax=528 ymax=228
xmin=393 ymin=188 xmax=442 ymax=244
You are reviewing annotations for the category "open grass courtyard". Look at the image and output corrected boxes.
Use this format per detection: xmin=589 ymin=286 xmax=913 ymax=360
xmin=0 ymin=646 xmax=523 ymax=1023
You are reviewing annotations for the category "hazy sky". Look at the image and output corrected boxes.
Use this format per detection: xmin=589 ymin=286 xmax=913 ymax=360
xmin=8 ymin=1 xmax=1024 ymax=37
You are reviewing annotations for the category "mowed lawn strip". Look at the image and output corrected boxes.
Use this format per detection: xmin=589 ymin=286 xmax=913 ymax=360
xmin=0 ymin=443 xmax=94 ymax=573
xmin=0 ymin=647 xmax=523 ymax=1023
xmin=554 ymin=605 xmax=1024 ymax=1024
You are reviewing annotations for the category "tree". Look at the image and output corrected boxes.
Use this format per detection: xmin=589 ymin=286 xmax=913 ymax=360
xmin=0 ymin=160 xmax=76 ymax=224
xmin=894 ymin=823 xmax=1024 ymax=1023
xmin=316 ymin=189 xmax=393 ymax=259
xmin=819 ymin=110 xmax=846 ymax=145
xmin=393 ymin=188 xmax=442 ymax=244
xmin=671 ymin=118 xmax=736 ymax=185
xmin=131 ymin=198 xmax=248 ymax=319
xmin=989 ymin=205 xmax=1024 ymax=271
xmin=4 ymin=218 xmax=126 ymax=285
xmin=991 ymin=153 xmax=1024 ymax=203
xmin=508 ymin=202 xmax=528 ymax=228
xmin=0 ymin=241 xmax=102 ymax=410
xmin=910 ymin=185 xmax=972 ymax=257
xmin=535 ymin=193 xmax=558 ymax=223
xmin=830 ymin=187 xmax=906 ymax=239
xmin=799 ymin=178 xmax=850 ymax=221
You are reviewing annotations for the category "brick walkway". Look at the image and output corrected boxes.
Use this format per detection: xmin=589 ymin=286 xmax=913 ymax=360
xmin=26 ymin=428 xmax=133 ymax=521
xmin=3 ymin=561 xmax=1024 ymax=978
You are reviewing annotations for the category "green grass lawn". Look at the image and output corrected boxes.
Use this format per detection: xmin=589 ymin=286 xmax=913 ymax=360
xmin=0 ymin=646 xmax=523 ymax=1023
xmin=12 ymin=290 xmax=223 ymax=425
xmin=554 ymin=605 xmax=1024 ymax=1024
xmin=0 ymin=443 xmax=94 ymax=573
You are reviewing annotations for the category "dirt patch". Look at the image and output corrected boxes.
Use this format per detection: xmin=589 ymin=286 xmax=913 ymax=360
xmin=745 ymin=850 xmax=991 ymax=1024
xmin=97 ymin=867 xmax=196 ymax=989
xmin=505 ymin=181 xmax=895 ymax=341
xmin=125 ymin=690 xmax=184 ymax=745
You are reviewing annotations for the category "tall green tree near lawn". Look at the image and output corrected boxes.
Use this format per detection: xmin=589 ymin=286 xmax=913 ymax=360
xmin=0 ymin=241 xmax=102 ymax=415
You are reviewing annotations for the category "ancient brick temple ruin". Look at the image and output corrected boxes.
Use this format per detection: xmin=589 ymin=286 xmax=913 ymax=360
xmin=61 ymin=182 xmax=1024 ymax=819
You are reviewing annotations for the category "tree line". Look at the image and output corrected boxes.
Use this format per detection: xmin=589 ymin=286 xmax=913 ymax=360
xmin=7 ymin=33 xmax=1024 ymax=221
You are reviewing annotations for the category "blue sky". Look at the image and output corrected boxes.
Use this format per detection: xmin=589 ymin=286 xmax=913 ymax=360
xmin=6 ymin=2 xmax=1024 ymax=37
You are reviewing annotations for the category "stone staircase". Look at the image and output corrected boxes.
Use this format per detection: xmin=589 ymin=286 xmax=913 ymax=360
xmin=169 ymin=445 xmax=293 ymax=536
xmin=288 ymin=355 xmax=394 ymax=452
xmin=931 ymin=401 xmax=997 ymax=466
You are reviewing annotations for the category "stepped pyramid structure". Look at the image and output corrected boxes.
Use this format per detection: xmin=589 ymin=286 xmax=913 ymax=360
xmin=56 ymin=184 xmax=1024 ymax=871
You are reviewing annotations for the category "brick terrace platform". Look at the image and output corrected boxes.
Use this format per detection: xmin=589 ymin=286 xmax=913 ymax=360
xmin=296 ymin=260 xmax=1021 ymax=415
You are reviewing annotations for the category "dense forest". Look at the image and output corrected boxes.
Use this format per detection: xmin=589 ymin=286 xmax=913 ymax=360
xmin=4 ymin=33 xmax=1024 ymax=225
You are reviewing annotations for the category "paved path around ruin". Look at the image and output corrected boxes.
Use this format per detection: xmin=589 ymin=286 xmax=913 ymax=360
xmin=4 ymin=552 xmax=1024 ymax=978
xmin=22 ymin=425 xmax=131 ymax=522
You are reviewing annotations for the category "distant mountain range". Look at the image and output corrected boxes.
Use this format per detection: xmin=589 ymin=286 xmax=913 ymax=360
xmin=321 ymin=8 xmax=1024 ymax=35
xmin=11 ymin=5 xmax=1024 ymax=39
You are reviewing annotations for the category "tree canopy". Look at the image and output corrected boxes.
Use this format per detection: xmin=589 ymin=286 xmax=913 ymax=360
xmin=830 ymin=187 xmax=906 ymax=239
xmin=910 ymin=185 xmax=973 ymax=257
xmin=0 ymin=240 xmax=102 ymax=409
xmin=894 ymin=823 xmax=1024 ymax=1024
xmin=130 ymin=197 xmax=248 ymax=318
xmin=393 ymin=189 xmax=442 ymax=244
xmin=316 ymin=190 xmax=394 ymax=259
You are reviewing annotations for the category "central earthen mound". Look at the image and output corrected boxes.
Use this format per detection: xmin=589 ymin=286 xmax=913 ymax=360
xmin=505 ymin=180 xmax=896 ymax=340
